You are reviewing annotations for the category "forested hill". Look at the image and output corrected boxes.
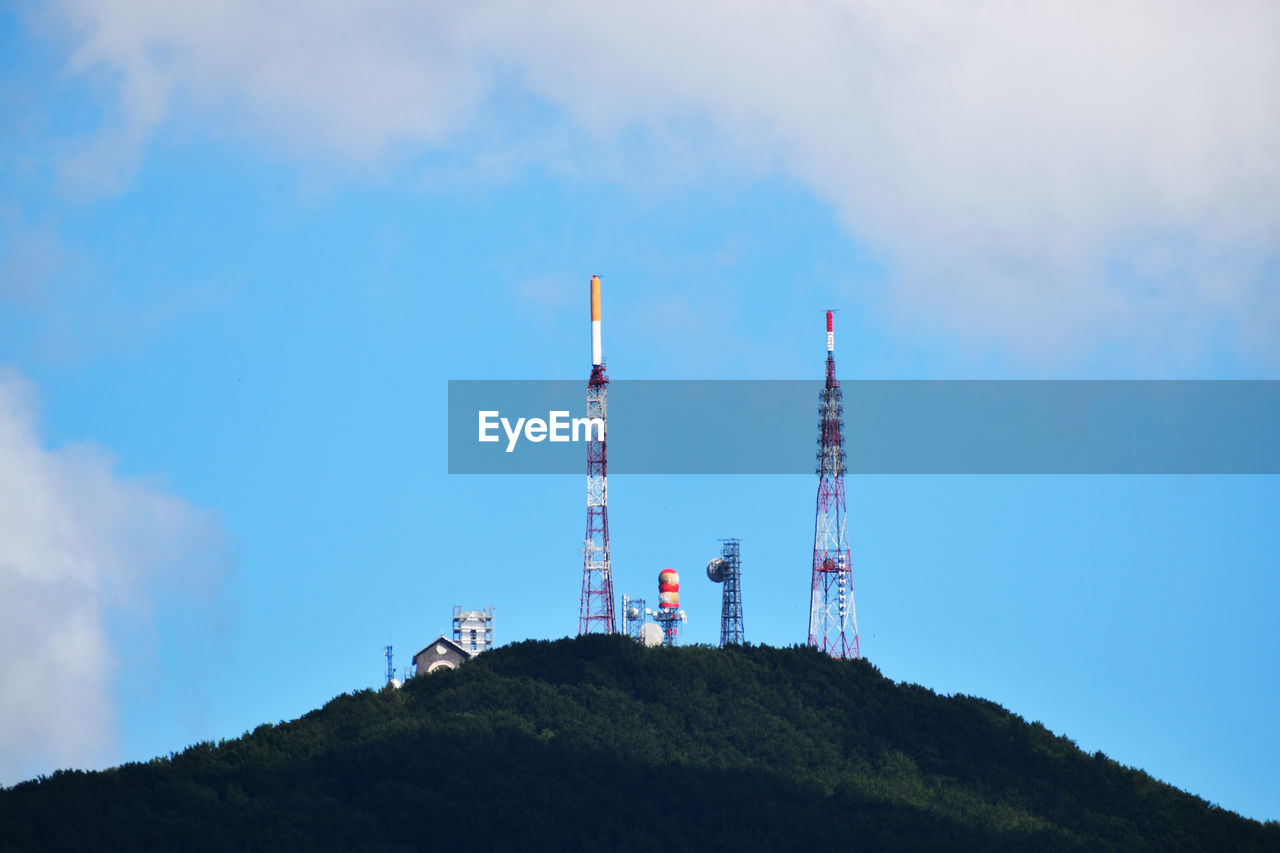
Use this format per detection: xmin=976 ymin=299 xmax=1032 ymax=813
xmin=2 ymin=637 xmax=1276 ymax=852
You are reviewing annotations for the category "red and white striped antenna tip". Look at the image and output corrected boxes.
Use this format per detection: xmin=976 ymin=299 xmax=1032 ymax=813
xmin=590 ymin=275 xmax=602 ymax=366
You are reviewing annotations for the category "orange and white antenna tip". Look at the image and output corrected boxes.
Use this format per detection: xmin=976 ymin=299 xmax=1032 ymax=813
xmin=826 ymin=310 xmax=834 ymax=353
xmin=590 ymin=275 xmax=602 ymax=365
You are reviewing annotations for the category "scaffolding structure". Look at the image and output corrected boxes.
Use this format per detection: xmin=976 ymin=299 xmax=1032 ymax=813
xmin=453 ymin=605 xmax=494 ymax=653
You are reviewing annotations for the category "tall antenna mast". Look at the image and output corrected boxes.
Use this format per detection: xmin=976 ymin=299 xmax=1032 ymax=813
xmin=808 ymin=311 xmax=860 ymax=658
xmin=707 ymin=539 xmax=744 ymax=646
xmin=579 ymin=275 xmax=616 ymax=634
xmin=383 ymin=644 xmax=394 ymax=684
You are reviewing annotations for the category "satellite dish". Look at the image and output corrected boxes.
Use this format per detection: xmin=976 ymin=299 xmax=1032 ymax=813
xmin=638 ymin=623 xmax=664 ymax=647
xmin=707 ymin=557 xmax=729 ymax=583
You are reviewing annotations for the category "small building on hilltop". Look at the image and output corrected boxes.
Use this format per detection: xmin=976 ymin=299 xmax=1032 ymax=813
xmin=412 ymin=636 xmax=473 ymax=675
xmin=409 ymin=605 xmax=495 ymax=677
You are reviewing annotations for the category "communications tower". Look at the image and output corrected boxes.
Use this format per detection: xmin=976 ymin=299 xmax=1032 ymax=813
xmin=654 ymin=568 xmax=686 ymax=646
xmin=579 ymin=275 xmax=616 ymax=634
xmin=707 ymin=539 xmax=744 ymax=646
xmin=808 ymin=311 xmax=860 ymax=658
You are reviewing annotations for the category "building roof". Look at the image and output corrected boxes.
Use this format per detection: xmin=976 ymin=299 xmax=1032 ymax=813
xmin=413 ymin=635 xmax=474 ymax=661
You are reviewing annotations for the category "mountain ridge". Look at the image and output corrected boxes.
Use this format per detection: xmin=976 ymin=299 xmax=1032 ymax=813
xmin=2 ymin=635 xmax=1275 ymax=851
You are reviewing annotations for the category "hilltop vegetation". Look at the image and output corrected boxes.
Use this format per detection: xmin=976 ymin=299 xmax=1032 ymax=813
xmin=2 ymin=636 xmax=1276 ymax=851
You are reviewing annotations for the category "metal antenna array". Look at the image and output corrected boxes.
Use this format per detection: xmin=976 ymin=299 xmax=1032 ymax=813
xmin=707 ymin=539 xmax=745 ymax=646
xmin=383 ymin=644 xmax=394 ymax=684
xmin=579 ymin=275 xmax=616 ymax=634
xmin=621 ymin=593 xmax=667 ymax=647
xmin=654 ymin=568 xmax=685 ymax=646
xmin=808 ymin=311 xmax=860 ymax=658
xmin=621 ymin=594 xmax=647 ymax=639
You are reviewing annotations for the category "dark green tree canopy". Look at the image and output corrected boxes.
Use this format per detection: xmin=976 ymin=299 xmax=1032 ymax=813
xmin=2 ymin=636 xmax=1276 ymax=852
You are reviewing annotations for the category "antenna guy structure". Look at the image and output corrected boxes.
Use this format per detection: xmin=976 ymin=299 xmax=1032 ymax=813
xmin=579 ymin=275 xmax=617 ymax=634
xmin=808 ymin=311 xmax=860 ymax=658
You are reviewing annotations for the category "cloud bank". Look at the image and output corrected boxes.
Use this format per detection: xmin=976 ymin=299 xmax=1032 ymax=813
xmin=42 ymin=1 xmax=1280 ymax=364
xmin=0 ymin=369 xmax=226 ymax=784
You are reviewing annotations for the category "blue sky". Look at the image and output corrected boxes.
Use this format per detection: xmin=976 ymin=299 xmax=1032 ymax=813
xmin=1 ymin=2 xmax=1277 ymax=823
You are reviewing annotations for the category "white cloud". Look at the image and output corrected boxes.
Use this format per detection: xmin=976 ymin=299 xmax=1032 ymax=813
xmin=0 ymin=368 xmax=226 ymax=784
xmin=36 ymin=1 xmax=1280 ymax=365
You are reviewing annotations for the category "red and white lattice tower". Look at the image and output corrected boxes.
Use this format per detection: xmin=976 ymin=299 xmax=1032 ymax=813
xmin=808 ymin=310 xmax=860 ymax=658
xmin=579 ymin=275 xmax=617 ymax=634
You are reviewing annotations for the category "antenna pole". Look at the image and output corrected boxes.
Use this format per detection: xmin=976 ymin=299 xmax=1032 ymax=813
xmin=808 ymin=311 xmax=860 ymax=658
xmin=719 ymin=539 xmax=744 ymax=646
xmin=580 ymin=275 xmax=616 ymax=634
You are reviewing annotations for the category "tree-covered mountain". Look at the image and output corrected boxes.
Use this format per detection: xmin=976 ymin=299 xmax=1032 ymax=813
xmin=2 ymin=636 xmax=1276 ymax=851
